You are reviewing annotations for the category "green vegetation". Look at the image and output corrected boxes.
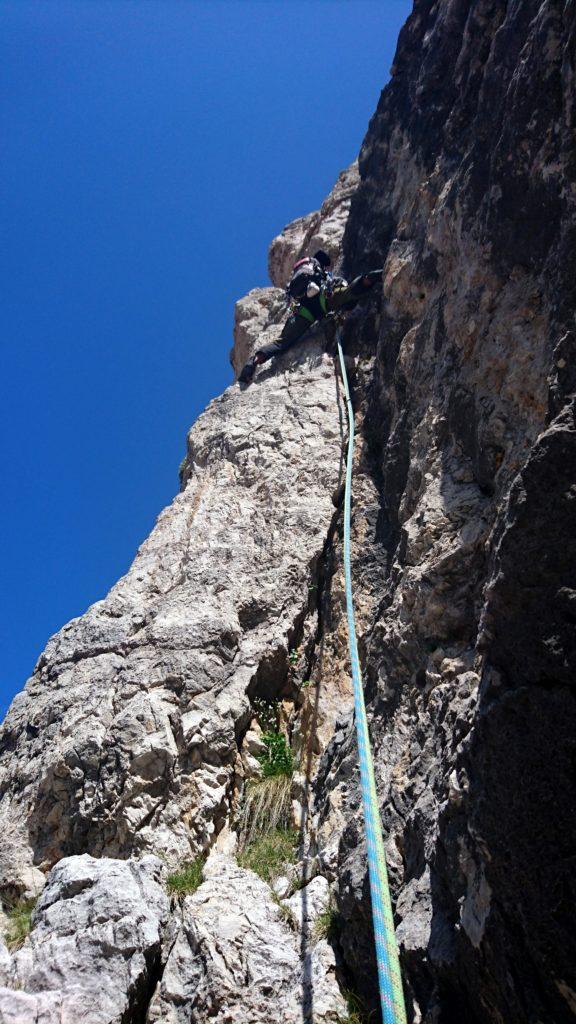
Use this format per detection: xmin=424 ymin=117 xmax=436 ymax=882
xmin=258 ymin=730 xmax=294 ymax=779
xmin=5 ymin=897 xmax=37 ymax=951
xmin=238 ymin=828 xmax=298 ymax=886
xmin=289 ymin=648 xmax=299 ymax=666
xmin=336 ymin=990 xmax=375 ymax=1024
xmin=237 ymin=699 xmax=297 ymax=886
xmin=166 ymin=855 xmax=205 ymax=897
xmin=313 ymin=902 xmax=339 ymax=943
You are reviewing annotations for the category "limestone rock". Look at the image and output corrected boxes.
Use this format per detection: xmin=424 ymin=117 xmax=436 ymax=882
xmin=268 ymin=163 xmax=359 ymax=287
xmin=0 ymin=854 xmax=168 ymax=1024
xmin=147 ymin=853 xmax=346 ymax=1023
xmin=230 ymin=162 xmax=359 ymax=381
xmin=230 ymin=285 xmax=285 ymax=379
xmin=0 ymin=331 xmax=348 ymax=891
xmin=1 ymin=2 xmax=576 ymax=1021
xmin=282 ymin=874 xmax=330 ymax=932
xmin=315 ymin=1 xmax=576 ymax=1020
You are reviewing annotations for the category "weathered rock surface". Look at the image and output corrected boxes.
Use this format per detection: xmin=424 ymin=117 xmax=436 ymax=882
xmin=268 ymin=162 xmax=359 ymax=287
xmin=230 ymin=162 xmax=359 ymax=380
xmin=0 ymin=345 xmax=345 ymax=890
xmin=148 ymin=853 xmax=345 ymax=1024
xmin=310 ymin=1 xmax=576 ymax=1021
xmin=2 ymin=2 xmax=576 ymax=1023
xmin=0 ymin=854 xmax=168 ymax=1023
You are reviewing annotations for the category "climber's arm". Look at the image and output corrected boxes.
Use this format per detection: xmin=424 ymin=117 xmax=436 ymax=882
xmin=329 ymin=269 xmax=383 ymax=312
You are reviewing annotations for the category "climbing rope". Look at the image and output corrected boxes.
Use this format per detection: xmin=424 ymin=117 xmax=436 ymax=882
xmin=336 ymin=326 xmax=407 ymax=1024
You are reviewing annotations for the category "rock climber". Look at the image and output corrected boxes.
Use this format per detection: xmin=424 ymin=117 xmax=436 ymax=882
xmin=237 ymin=249 xmax=383 ymax=384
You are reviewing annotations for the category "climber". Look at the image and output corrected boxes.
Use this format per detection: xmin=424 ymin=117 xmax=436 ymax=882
xmin=237 ymin=249 xmax=383 ymax=384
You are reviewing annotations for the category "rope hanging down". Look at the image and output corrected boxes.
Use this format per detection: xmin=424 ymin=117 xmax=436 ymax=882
xmin=336 ymin=327 xmax=407 ymax=1024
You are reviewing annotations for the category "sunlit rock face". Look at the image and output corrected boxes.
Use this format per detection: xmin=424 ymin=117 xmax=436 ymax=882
xmin=1 ymin=2 xmax=575 ymax=1022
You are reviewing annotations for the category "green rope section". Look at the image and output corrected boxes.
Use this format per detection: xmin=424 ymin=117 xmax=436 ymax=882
xmin=336 ymin=327 xmax=407 ymax=1024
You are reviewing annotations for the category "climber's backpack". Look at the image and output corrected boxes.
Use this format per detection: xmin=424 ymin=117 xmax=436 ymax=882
xmin=287 ymin=256 xmax=326 ymax=300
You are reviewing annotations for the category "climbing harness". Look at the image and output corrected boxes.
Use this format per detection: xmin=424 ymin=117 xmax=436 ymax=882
xmin=336 ymin=325 xmax=407 ymax=1024
xmin=297 ymin=290 xmax=328 ymax=323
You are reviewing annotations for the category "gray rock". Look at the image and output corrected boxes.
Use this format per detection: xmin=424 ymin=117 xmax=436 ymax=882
xmin=268 ymin=163 xmax=359 ymax=287
xmin=283 ymin=875 xmax=330 ymax=932
xmin=2 ymin=2 xmax=576 ymax=1021
xmin=0 ymin=854 xmax=168 ymax=1024
xmin=147 ymin=853 xmax=346 ymax=1023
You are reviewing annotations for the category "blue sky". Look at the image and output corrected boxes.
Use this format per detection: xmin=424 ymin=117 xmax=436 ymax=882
xmin=0 ymin=0 xmax=412 ymax=716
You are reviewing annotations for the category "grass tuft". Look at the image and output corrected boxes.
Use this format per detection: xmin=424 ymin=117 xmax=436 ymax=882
xmin=5 ymin=897 xmax=37 ymax=951
xmin=238 ymin=828 xmax=298 ymax=886
xmin=313 ymin=902 xmax=339 ymax=943
xmin=336 ymin=990 xmax=376 ymax=1024
xmin=166 ymin=855 xmax=205 ymax=897
xmin=239 ymin=773 xmax=293 ymax=847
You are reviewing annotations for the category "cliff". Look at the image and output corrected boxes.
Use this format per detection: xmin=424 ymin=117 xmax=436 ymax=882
xmin=0 ymin=2 xmax=575 ymax=1022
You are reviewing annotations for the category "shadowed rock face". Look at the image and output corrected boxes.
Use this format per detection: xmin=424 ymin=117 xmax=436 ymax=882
xmin=318 ymin=1 xmax=576 ymax=1021
xmin=1 ymin=2 xmax=575 ymax=1023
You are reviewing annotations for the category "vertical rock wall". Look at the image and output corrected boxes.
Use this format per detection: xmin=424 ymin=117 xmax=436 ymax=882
xmin=0 ymin=2 xmax=575 ymax=1022
xmin=315 ymin=1 xmax=576 ymax=1021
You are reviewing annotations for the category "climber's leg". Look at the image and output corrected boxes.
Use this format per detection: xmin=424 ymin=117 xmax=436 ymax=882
xmin=237 ymin=312 xmax=312 ymax=384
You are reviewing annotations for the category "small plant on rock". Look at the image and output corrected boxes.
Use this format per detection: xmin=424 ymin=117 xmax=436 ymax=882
xmin=5 ymin=897 xmax=37 ymax=951
xmin=313 ymin=902 xmax=339 ymax=943
xmin=238 ymin=828 xmax=298 ymax=886
xmin=336 ymin=990 xmax=375 ymax=1024
xmin=251 ymin=696 xmax=279 ymax=734
xmin=258 ymin=730 xmax=294 ymax=779
xmin=166 ymin=854 xmax=206 ymax=897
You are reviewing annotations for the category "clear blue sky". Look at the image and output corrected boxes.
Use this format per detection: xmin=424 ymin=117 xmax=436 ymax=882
xmin=0 ymin=0 xmax=412 ymax=717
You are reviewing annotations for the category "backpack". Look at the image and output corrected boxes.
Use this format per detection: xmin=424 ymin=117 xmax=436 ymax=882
xmin=287 ymin=256 xmax=326 ymax=301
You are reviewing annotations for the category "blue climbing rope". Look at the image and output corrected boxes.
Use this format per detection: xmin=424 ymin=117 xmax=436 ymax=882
xmin=336 ymin=327 xmax=407 ymax=1024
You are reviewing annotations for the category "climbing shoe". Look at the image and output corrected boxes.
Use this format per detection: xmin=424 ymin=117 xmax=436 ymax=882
xmin=238 ymin=360 xmax=256 ymax=385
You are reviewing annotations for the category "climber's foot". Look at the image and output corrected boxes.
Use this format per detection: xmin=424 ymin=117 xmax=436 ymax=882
xmin=238 ymin=361 xmax=256 ymax=385
xmin=361 ymin=269 xmax=383 ymax=288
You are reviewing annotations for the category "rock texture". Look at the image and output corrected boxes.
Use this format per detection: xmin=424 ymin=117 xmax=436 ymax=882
xmin=148 ymin=853 xmax=345 ymax=1024
xmin=0 ymin=854 xmax=168 ymax=1023
xmin=312 ymin=2 xmax=576 ymax=1022
xmin=0 ymin=332 xmax=346 ymax=888
xmin=1 ymin=2 xmax=576 ymax=1023
xmin=230 ymin=162 xmax=359 ymax=380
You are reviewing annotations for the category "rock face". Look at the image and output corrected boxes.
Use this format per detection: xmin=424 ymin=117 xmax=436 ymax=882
xmin=0 ymin=334 xmax=345 ymax=888
xmin=315 ymin=2 xmax=576 ymax=1021
xmin=1 ymin=2 xmax=576 ymax=1023
xmin=148 ymin=853 xmax=345 ymax=1024
xmin=0 ymin=854 xmax=168 ymax=1023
